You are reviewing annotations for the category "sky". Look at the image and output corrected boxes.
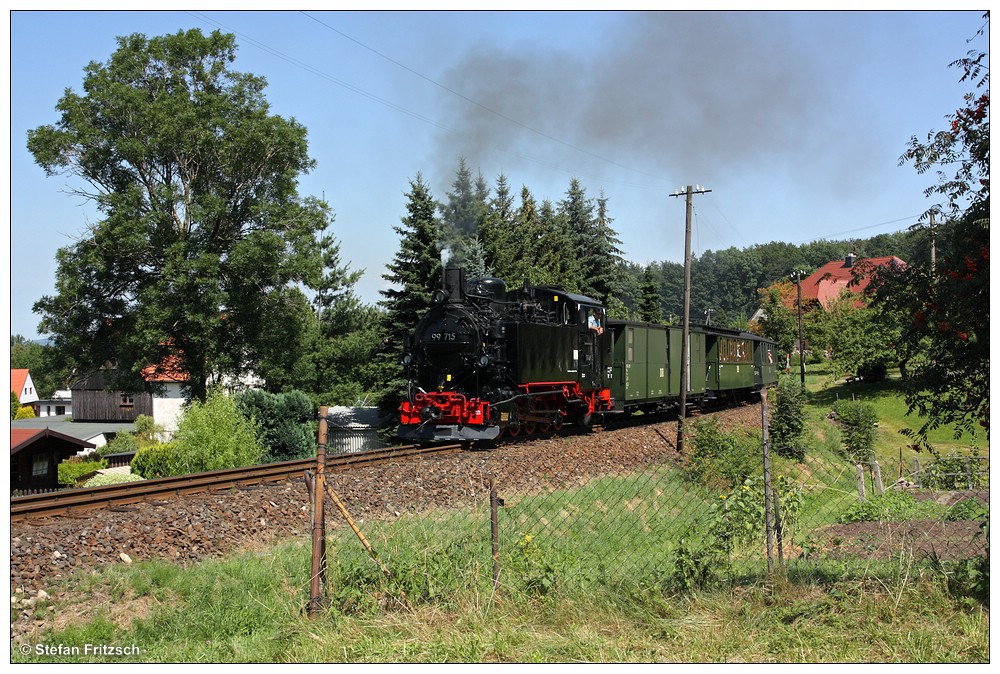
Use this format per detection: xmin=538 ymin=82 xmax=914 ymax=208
xmin=4 ymin=6 xmax=989 ymax=342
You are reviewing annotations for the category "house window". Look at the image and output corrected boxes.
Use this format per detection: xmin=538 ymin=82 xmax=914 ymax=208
xmin=120 ymin=392 xmax=134 ymax=407
xmin=32 ymin=454 xmax=49 ymax=477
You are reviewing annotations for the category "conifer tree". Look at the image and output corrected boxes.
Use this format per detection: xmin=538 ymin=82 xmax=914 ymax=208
xmin=380 ymin=173 xmax=443 ymax=345
xmin=536 ymin=197 xmax=581 ymax=290
xmin=439 ymin=157 xmax=489 ymax=268
xmin=479 ymin=173 xmax=516 ymax=277
xmin=638 ymin=266 xmax=664 ymax=323
xmin=377 ymin=173 xmax=443 ymax=423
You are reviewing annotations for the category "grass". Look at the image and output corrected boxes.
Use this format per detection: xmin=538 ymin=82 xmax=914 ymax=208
xmin=12 ymin=533 xmax=988 ymax=663
xmin=798 ymin=361 xmax=985 ymax=467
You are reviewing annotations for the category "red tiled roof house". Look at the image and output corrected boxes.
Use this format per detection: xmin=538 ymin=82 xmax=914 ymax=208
xmin=800 ymin=253 xmax=907 ymax=310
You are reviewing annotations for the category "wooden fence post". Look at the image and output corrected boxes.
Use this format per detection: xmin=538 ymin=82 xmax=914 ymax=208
xmin=308 ymin=406 xmax=329 ymax=615
xmin=855 ymin=464 xmax=866 ymax=501
xmin=761 ymin=389 xmax=775 ymax=573
xmin=871 ymin=460 xmax=884 ymax=495
xmin=490 ymin=477 xmax=501 ymax=594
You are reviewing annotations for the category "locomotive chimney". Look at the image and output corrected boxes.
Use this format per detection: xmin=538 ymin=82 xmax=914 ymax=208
xmin=444 ymin=267 xmax=466 ymax=302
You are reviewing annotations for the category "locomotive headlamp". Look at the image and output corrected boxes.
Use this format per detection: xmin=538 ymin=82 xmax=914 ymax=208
xmin=478 ymin=354 xmax=491 ymax=368
xmin=401 ymin=353 xmax=413 ymax=366
xmin=432 ymin=289 xmax=448 ymax=305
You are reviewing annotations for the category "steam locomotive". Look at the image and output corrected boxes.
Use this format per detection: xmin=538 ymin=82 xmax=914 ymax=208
xmin=398 ymin=268 xmax=778 ymax=443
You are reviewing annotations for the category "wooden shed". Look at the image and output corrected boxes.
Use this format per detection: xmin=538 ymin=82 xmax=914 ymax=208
xmin=10 ymin=428 xmax=96 ymax=492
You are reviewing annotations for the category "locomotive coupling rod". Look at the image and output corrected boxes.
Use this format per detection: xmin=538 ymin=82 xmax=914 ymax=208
xmin=492 ymin=390 xmax=559 ymax=406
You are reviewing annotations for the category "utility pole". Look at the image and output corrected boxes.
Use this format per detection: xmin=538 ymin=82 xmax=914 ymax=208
xmin=670 ymin=185 xmax=711 ymax=453
xmin=791 ymin=270 xmax=806 ymax=388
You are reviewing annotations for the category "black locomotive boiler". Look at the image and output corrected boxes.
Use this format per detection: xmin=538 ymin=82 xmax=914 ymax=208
xmin=397 ymin=268 xmax=778 ymax=442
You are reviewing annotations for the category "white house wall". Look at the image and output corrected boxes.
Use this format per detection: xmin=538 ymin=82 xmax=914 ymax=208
xmin=152 ymin=382 xmax=186 ymax=432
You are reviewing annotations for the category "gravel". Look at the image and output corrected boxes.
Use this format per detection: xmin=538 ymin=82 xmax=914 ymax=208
xmin=10 ymin=405 xmax=763 ymax=598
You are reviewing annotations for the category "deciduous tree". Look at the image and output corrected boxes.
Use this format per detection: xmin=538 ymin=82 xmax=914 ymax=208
xmin=27 ymin=29 xmax=340 ymax=400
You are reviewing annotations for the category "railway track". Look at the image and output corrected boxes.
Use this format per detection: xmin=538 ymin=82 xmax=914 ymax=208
xmin=10 ymin=443 xmax=463 ymax=523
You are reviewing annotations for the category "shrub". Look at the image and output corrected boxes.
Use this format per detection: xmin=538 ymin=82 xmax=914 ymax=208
xmin=944 ymin=497 xmax=989 ymax=522
xmin=837 ymin=488 xmax=942 ymax=523
xmin=922 ymin=453 xmax=989 ymax=490
xmin=708 ymin=475 xmax=804 ymax=553
xmin=769 ymin=375 xmax=806 ymax=460
xmin=235 ymin=389 xmax=315 ymax=462
xmin=101 ymin=430 xmax=138 ymax=457
xmin=131 ymin=442 xmax=176 ymax=479
xmin=832 ymin=399 xmax=878 ymax=462
xmin=11 ymin=391 xmax=19 ymax=420
xmin=101 ymin=414 xmax=168 ymax=458
xmin=14 ymin=405 xmax=35 ymax=420
xmin=57 ymin=456 xmax=107 ymax=487
xmin=134 ymin=414 xmax=165 ymax=443
xmin=685 ymin=417 xmax=760 ymax=490
xmin=170 ymin=387 xmax=265 ymax=474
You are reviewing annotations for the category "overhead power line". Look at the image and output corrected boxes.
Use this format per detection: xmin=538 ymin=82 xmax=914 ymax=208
xmin=299 ymin=11 xmax=673 ymax=184
xmin=790 ymin=214 xmax=924 ymax=244
xmin=188 ymin=11 xmax=445 ymax=129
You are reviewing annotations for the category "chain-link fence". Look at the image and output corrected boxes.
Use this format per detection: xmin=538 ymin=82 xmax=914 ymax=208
xmin=312 ymin=404 xmax=988 ymax=609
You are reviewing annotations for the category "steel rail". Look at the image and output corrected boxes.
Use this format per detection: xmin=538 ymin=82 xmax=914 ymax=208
xmin=11 ymin=443 xmax=463 ymax=523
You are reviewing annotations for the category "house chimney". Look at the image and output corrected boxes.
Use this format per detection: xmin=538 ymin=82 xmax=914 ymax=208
xmin=845 ymin=252 xmax=856 ymax=267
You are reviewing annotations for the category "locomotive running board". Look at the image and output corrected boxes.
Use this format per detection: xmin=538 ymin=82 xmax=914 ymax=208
xmin=397 ymin=424 xmax=501 ymax=442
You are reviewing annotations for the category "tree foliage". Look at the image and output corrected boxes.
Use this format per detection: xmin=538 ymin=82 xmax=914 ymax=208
xmin=754 ymin=281 xmax=799 ymax=356
xmin=10 ymin=336 xmax=71 ymax=400
xmin=832 ymin=399 xmax=878 ymax=463
xmin=807 ymin=289 xmax=902 ymax=382
xmin=27 ymin=29 xmax=343 ymax=401
xmin=864 ymin=23 xmax=989 ymax=444
xmin=637 ymin=266 xmax=664 ymax=323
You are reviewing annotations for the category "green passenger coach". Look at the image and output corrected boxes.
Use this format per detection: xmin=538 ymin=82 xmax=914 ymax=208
xmin=606 ymin=321 xmax=775 ymax=415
